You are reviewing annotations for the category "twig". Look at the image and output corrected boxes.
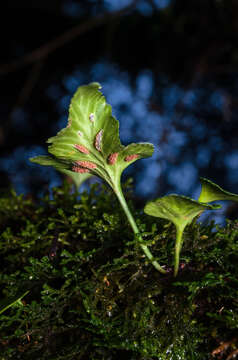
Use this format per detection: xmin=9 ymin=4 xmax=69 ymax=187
xmin=0 ymin=1 xmax=138 ymax=75
xmin=13 ymin=60 xmax=44 ymax=108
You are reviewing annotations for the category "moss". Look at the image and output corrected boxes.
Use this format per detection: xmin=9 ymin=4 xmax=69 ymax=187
xmin=0 ymin=181 xmax=237 ymax=359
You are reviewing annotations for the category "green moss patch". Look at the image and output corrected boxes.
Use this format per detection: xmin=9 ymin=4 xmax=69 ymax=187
xmin=0 ymin=182 xmax=237 ymax=359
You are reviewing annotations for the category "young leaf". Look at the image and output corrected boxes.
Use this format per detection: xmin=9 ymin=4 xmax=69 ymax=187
xmin=30 ymin=155 xmax=92 ymax=189
xmin=198 ymin=177 xmax=238 ymax=203
xmin=144 ymin=194 xmax=220 ymax=276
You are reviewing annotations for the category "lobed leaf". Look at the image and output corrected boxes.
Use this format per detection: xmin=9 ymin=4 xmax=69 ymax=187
xmin=144 ymin=194 xmax=220 ymax=230
xmin=144 ymin=194 xmax=221 ymax=276
xmin=44 ymin=83 xmax=154 ymax=187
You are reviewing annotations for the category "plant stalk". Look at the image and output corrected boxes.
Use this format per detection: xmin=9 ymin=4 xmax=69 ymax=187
xmin=114 ymin=182 xmax=166 ymax=274
xmin=174 ymin=226 xmax=185 ymax=277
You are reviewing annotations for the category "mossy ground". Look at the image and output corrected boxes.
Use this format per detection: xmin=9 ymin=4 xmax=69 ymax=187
xmin=0 ymin=181 xmax=237 ymax=359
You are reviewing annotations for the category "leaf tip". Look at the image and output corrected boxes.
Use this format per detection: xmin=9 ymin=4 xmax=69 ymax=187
xmin=88 ymin=82 xmax=102 ymax=90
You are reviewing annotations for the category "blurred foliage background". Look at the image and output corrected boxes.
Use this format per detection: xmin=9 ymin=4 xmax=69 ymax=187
xmin=1 ymin=0 xmax=238 ymax=222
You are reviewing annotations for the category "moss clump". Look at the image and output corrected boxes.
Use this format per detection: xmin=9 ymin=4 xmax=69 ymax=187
xmin=0 ymin=182 xmax=237 ymax=359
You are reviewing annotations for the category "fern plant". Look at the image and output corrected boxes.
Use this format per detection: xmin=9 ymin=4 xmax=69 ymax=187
xmin=30 ymin=83 xmax=166 ymax=273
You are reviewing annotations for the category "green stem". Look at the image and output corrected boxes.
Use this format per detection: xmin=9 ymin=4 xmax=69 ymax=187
xmin=174 ymin=226 xmax=185 ymax=277
xmin=114 ymin=182 xmax=166 ymax=274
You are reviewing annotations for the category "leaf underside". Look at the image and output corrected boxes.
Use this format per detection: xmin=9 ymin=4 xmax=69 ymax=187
xmin=199 ymin=177 xmax=238 ymax=203
xmin=30 ymin=155 xmax=92 ymax=188
xmin=44 ymin=83 xmax=154 ymax=187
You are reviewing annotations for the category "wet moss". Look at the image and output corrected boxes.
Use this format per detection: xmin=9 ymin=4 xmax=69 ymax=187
xmin=0 ymin=182 xmax=237 ymax=359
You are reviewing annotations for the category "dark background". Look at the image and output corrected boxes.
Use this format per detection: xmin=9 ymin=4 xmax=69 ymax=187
xmin=1 ymin=0 xmax=238 ymax=223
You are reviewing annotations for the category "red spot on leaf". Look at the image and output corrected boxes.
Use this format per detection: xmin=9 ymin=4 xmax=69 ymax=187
xmin=95 ymin=130 xmax=103 ymax=152
xmin=74 ymin=144 xmax=90 ymax=154
xmin=124 ymin=154 xmax=139 ymax=162
xmin=75 ymin=160 xmax=97 ymax=169
xmin=108 ymin=153 xmax=119 ymax=165
xmin=72 ymin=166 xmax=90 ymax=173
